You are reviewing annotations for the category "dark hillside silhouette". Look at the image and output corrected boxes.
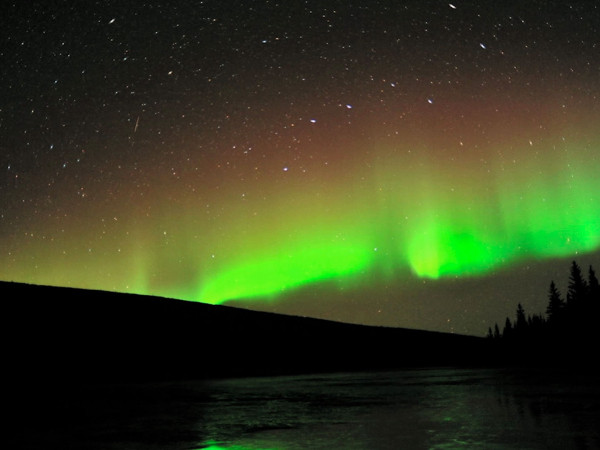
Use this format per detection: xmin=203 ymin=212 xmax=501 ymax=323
xmin=2 ymin=281 xmax=487 ymax=386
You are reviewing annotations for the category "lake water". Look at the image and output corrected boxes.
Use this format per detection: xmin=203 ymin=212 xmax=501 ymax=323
xmin=14 ymin=368 xmax=600 ymax=449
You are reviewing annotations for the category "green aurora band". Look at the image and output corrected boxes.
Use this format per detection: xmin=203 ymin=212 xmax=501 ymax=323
xmin=4 ymin=138 xmax=600 ymax=306
xmin=152 ymin=139 xmax=600 ymax=305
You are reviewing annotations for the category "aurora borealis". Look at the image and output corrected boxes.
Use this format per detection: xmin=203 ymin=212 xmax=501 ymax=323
xmin=2 ymin=1 xmax=600 ymax=335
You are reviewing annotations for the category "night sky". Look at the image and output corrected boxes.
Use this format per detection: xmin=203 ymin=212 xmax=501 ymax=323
xmin=2 ymin=1 xmax=600 ymax=335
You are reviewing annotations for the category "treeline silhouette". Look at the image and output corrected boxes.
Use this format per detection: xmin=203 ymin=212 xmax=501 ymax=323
xmin=487 ymin=261 xmax=600 ymax=365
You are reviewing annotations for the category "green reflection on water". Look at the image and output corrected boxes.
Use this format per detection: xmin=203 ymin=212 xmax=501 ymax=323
xmin=197 ymin=440 xmax=280 ymax=450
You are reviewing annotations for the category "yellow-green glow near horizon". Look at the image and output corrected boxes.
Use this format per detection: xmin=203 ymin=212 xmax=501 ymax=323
xmin=8 ymin=137 xmax=598 ymax=308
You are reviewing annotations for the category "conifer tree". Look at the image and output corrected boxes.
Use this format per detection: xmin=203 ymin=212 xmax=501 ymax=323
xmin=546 ymin=281 xmax=564 ymax=323
xmin=503 ymin=317 xmax=513 ymax=339
xmin=589 ymin=265 xmax=599 ymax=300
xmin=494 ymin=323 xmax=501 ymax=339
xmin=567 ymin=261 xmax=587 ymax=305
xmin=585 ymin=265 xmax=600 ymax=331
xmin=567 ymin=261 xmax=587 ymax=310
xmin=515 ymin=303 xmax=527 ymax=331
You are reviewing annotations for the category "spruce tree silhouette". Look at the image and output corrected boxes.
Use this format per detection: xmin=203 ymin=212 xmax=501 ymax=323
xmin=566 ymin=261 xmax=590 ymax=343
xmin=515 ymin=303 xmax=527 ymax=334
xmin=503 ymin=317 xmax=513 ymax=340
xmin=589 ymin=265 xmax=599 ymax=301
xmin=567 ymin=261 xmax=587 ymax=312
xmin=546 ymin=281 xmax=565 ymax=326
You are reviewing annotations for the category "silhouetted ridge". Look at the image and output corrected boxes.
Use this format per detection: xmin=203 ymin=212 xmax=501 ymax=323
xmin=2 ymin=281 xmax=486 ymax=384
